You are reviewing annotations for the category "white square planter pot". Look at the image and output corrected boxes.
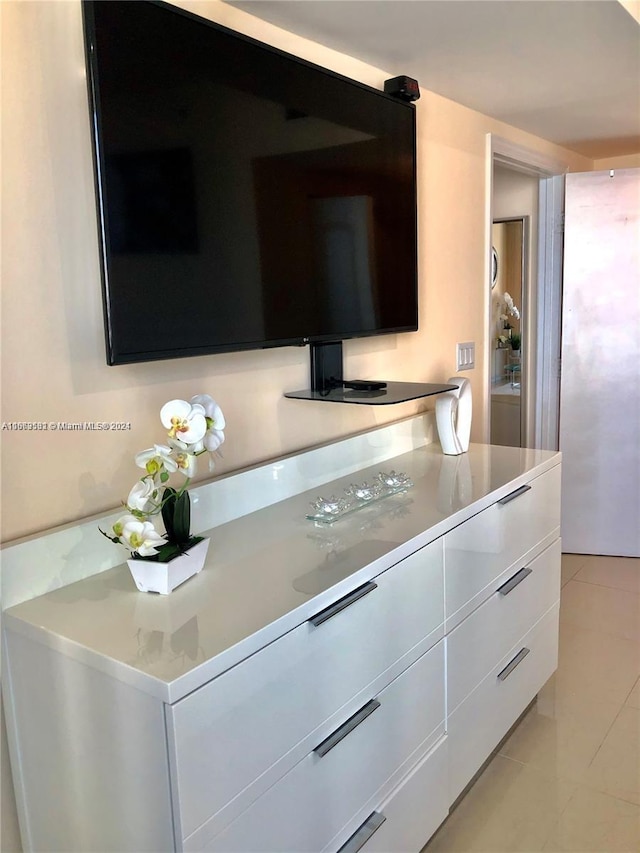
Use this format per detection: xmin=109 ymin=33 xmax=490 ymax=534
xmin=127 ymin=538 xmax=210 ymax=595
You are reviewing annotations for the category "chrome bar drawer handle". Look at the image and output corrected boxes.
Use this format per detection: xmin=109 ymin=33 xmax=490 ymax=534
xmin=309 ymin=581 xmax=377 ymax=627
xmin=497 ymin=647 xmax=530 ymax=681
xmin=314 ymin=699 xmax=381 ymax=758
xmin=498 ymin=484 xmax=532 ymax=505
xmin=497 ymin=567 xmax=532 ymax=596
xmin=337 ymin=811 xmax=386 ymax=853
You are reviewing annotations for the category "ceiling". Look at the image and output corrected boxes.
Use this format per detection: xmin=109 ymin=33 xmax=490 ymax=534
xmin=229 ymin=1 xmax=640 ymax=158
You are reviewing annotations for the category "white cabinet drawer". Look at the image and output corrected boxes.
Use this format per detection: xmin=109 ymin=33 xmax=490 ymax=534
xmin=444 ymin=465 xmax=560 ymax=631
xmin=448 ymin=602 xmax=560 ymax=804
xmin=447 ymin=539 xmax=561 ymax=713
xmin=188 ymin=641 xmax=445 ymax=852
xmin=169 ymin=540 xmax=444 ymax=840
xmin=352 ymin=737 xmax=449 ymax=853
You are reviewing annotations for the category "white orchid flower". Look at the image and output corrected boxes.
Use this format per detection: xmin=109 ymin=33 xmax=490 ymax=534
xmin=112 ymin=513 xmax=139 ymax=541
xmin=135 ymin=444 xmax=178 ymax=479
xmin=174 ymin=452 xmax=197 ymax=478
xmin=160 ymin=399 xmax=207 ymax=444
xmin=503 ymin=292 xmax=521 ymax=320
xmin=191 ymin=394 xmax=226 ymax=430
xmin=120 ymin=520 xmax=165 ymax=556
xmin=127 ymin=477 xmax=158 ymax=514
xmin=204 ymin=428 xmax=225 ymax=452
xmin=168 ymin=439 xmax=197 ymax=477
xmin=191 ymin=394 xmax=225 ymax=452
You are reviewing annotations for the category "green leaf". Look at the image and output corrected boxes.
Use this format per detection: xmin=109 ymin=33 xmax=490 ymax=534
xmin=173 ymin=491 xmax=191 ymax=544
xmin=159 ymin=488 xmax=191 ymax=545
xmin=161 ymin=487 xmax=177 ymax=543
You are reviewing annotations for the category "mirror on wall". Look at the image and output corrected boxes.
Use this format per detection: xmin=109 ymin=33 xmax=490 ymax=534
xmin=490 ymin=218 xmax=526 ymax=447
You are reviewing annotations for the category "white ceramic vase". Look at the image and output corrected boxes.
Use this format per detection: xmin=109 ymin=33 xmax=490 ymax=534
xmin=435 ymin=376 xmax=472 ymax=456
xmin=127 ymin=538 xmax=210 ymax=595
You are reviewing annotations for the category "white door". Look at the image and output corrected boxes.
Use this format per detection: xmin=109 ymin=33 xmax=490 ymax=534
xmin=560 ymin=169 xmax=640 ymax=556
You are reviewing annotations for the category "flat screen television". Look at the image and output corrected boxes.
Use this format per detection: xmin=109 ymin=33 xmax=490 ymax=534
xmin=83 ymin=0 xmax=418 ymax=365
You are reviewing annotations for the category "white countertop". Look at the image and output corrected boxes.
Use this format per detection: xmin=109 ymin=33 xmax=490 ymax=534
xmin=491 ymin=382 xmax=521 ymax=399
xmin=4 ymin=442 xmax=560 ymax=703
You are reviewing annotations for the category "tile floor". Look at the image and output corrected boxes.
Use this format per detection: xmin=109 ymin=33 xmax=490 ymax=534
xmin=423 ymin=554 xmax=640 ymax=853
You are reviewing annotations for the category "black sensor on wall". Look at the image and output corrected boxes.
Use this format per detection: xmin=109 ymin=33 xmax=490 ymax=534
xmin=82 ymin=0 xmax=419 ymax=366
xmin=383 ymin=76 xmax=421 ymax=102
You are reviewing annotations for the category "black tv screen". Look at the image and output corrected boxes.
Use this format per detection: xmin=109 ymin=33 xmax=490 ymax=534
xmin=83 ymin=0 xmax=418 ymax=365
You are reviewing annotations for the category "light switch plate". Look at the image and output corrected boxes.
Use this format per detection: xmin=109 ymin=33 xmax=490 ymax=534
xmin=456 ymin=342 xmax=475 ymax=371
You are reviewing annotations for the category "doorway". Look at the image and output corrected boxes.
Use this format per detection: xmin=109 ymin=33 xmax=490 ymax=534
xmin=485 ymin=135 xmax=567 ymax=450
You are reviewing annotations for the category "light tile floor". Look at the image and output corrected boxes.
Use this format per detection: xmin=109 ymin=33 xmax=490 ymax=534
xmin=423 ymin=554 xmax=640 ymax=853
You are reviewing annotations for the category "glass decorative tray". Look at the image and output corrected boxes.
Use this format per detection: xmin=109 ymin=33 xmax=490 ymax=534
xmin=306 ymin=471 xmax=413 ymax=524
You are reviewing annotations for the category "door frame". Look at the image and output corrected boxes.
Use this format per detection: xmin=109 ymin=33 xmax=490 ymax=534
xmin=484 ymin=134 xmax=567 ymax=448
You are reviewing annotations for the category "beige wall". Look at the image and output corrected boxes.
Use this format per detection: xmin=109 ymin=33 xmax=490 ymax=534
xmin=491 ymin=222 xmax=509 ymax=300
xmin=0 ymin=0 xmax=592 ymax=546
xmin=593 ymin=153 xmax=640 ymax=169
xmin=0 ymin=2 xmax=594 ymax=846
xmin=491 ymin=221 xmax=523 ymax=337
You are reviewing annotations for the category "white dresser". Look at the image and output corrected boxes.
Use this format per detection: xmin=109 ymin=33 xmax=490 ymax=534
xmin=3 ymin=433 xmax=561 ymax=853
